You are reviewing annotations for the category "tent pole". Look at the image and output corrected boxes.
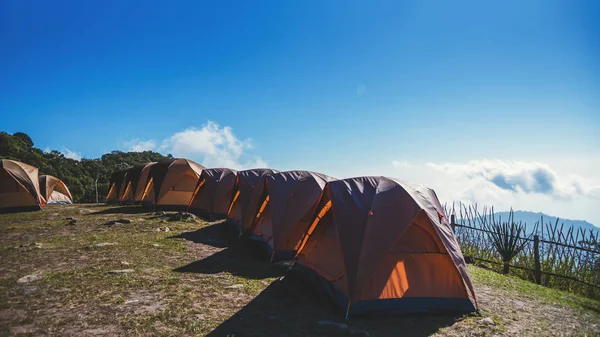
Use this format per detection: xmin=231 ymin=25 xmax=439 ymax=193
xmin=345 ymin=300 xmax=351 ymax=320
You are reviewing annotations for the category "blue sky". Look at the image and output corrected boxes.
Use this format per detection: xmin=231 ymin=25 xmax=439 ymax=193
xmin=1 ymin=1 xmax=599 ymax=224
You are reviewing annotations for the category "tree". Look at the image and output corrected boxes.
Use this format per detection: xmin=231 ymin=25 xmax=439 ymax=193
xmin=13 ymin=132 xmax=34 ymax=148
xmin=0 ymin=132 xmax=172 ymax=202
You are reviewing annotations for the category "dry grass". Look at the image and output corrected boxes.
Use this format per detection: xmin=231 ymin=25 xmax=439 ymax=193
xmin=0 ymin=204 xmax=599 ymax=336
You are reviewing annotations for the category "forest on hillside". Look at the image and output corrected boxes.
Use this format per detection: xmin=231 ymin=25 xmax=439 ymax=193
xmin=0 ymin=132 xmax=172 ymax=202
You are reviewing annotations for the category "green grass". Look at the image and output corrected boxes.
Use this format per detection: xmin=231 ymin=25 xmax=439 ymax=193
xmin=1 ymin=204 xmax=599 ymax=336
xmin=470 ymin=266 xmax=600 ymax=314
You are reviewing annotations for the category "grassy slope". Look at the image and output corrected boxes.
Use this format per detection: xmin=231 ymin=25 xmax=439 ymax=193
xmin=0 ymin=204 xmax=598 ymax=337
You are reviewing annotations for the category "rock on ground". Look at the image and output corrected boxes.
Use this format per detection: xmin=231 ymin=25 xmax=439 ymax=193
xmin=17 ymin=274 xmax=42 ymax=284
xmin=94 ymin=242 xmax=117 ymax=247
xmin=168 ymin=212 xmax=197 ymax=222
xmin=107 ymin=269 xmax=135 ymax=274
xmin=478 ymin=317 xmax=496 ymax=326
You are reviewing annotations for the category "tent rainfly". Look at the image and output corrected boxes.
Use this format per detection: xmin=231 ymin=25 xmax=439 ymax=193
xmin=188 ymin=168 xmax=238 ymax=218
xmin=106 ymin=169 xmax=128 ymax=204
xmin=292 ymin=176 xmax=477 ymax=316
xmin=249 ymin=170 xmax=336 ymax=261
xmin=226 ymin=168 xmax=278 ymax=232
xmin=119 ymin=162 xmax=155 ymax=204
xmin=0 ymin=159 xmax=45 ymax=213
xmin=39 ymin=175 xmax=73 ymax=204
xmin=140 ymin=158 xmax=205 ymax=210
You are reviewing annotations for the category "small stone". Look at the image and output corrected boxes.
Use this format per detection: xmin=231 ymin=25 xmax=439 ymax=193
xmin=137 ymin=218 xmax=145 ymax=222
xmin=116 ymin=219 xmax=131 ymax=224
xmin=156 ymin=227 xmax=170 ymax=232
xmin=103 ymin=221 xmax=116 ymax=226
xmin=168 ymin=211 xmax=197 ymax=222
xmin=17 ymin=274 xmax=42 ymax=284
xmin=124 ymin=299 xmax=139 ymax=305
xmin=195 ymin=314 xmax=206 ymax=320
xmin=79 ymin=209 xmax=92 ymax=214
xmin=68 ymin=220 xmax=77 ymax=226
xmin=152 ymin=244 xmax=160 ymax=248
xmin=121 ymin=261 xmax=130 ymax=266
xmin=159 ymin=220 xmax=167 ymax=223
xmin=478 ymin=317 xmax=496 ymax=326
xmin=65 ymin=217 xmax=76 ymax=220
xmin=107 ymin=269 xmax=134 ymax=274
xmin=225 ymin=284 xmax=244 ymax=289
xmin=317 ymin=320 xmax=348 ymax=330
xmin=94 ymin=242 xmax=117 ymax=247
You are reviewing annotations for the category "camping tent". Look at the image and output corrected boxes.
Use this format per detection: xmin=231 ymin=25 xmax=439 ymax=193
xmin=0 ymin=159 xmax=45 ymax=213
xmin=140 ymin=158 xmax=205 ymax=210
xmin=119 ymin=162 xmax=155 ymax=204
xmin=293 ymin=176 xmax=477 ymax=316
xmin=227 ymin=168 xmax=278 ymax=232
xmin=250 ymin=170 xmax=336 ymax=261
xmin=106 ymin=169 xmax=128 ymax=204
xmin=39 ymin=175 xmax=73 ymax=204
xmin=132 ymin=162 xmax=155 ymax=204
xmin=188 ymin=168 xmax=238 ymax=218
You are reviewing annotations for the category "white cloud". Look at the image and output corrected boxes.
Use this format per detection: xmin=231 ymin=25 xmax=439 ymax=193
xmin=391 ymin=160 xmax=410 ymax=168
xmin=356 ymin=84 xmax=367 ymax=96
xmin=124 ymin=139 xmax=156 ymax=152
xmin=382 ymin=159 xmax=600 ymax=226
xmin=158 ymin=121 xmax=267 ymax=170
xmin=63 ymin=148 xmax=82 ymax=161
xmin=426 ymin=159 xmax=589 ymax=199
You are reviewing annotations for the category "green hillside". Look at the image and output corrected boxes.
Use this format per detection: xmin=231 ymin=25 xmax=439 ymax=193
xmin=0 ymin=131 xmax=172 ymax=203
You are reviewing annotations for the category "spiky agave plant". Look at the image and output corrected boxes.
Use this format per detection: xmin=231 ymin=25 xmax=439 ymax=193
xmin=485 ymin=209 xmax=530 ymax=274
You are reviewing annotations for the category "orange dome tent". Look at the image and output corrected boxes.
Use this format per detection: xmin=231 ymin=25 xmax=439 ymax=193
xmin=226 ymin=168 xmax=278 ymax=232
xmin=106 ymin=169 xmax=128 ymax=204
xmin=249 ymin=170 xmax=336 ymax=261
xmin=0 ymin=159 xmax=45 ymax=213
xmin=118 ymin=162 xmax=155 ymax=204
xmin=292 ymin=176 xmax=477 ymax=316
xmin=140 ymin=158 xmax=205 ymax=210
xmin=39 ymin=175 xmax=73 ymax=204
xmin=188 ymin=168 xmax=238 ymax=218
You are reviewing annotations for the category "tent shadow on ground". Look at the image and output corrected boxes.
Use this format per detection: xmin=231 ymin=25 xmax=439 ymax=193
xmin=169 ymin=220 xmax=238 ymax=248
xmin=172 ymin=221 xmax=283 ymax=279
xmin=90 ymin=205 xmax=150 ymax=215
xmin=207 ymin=276 xmax=464 ymax=337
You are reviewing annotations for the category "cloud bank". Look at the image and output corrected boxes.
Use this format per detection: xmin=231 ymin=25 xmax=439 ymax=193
xmin=426 ymin=159 xmax=587 ymax=199
xmin=124 ymin=139 xmax=156 ymax=152
xmin=124 ymin=121 xmax=267 ymax=170
xmin=383 ymin=158 xmax=599 ymax=226
xmin=63 ymin=148 xmax=82 ymax=161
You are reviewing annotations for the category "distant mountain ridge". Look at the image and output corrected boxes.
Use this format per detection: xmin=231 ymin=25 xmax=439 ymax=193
xmin=456 ymin=210 xmax=598 ymax=236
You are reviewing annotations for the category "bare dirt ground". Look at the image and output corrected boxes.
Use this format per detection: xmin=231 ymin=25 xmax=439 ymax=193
xmin=0 ymin=204 xmax=599 ymax=336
